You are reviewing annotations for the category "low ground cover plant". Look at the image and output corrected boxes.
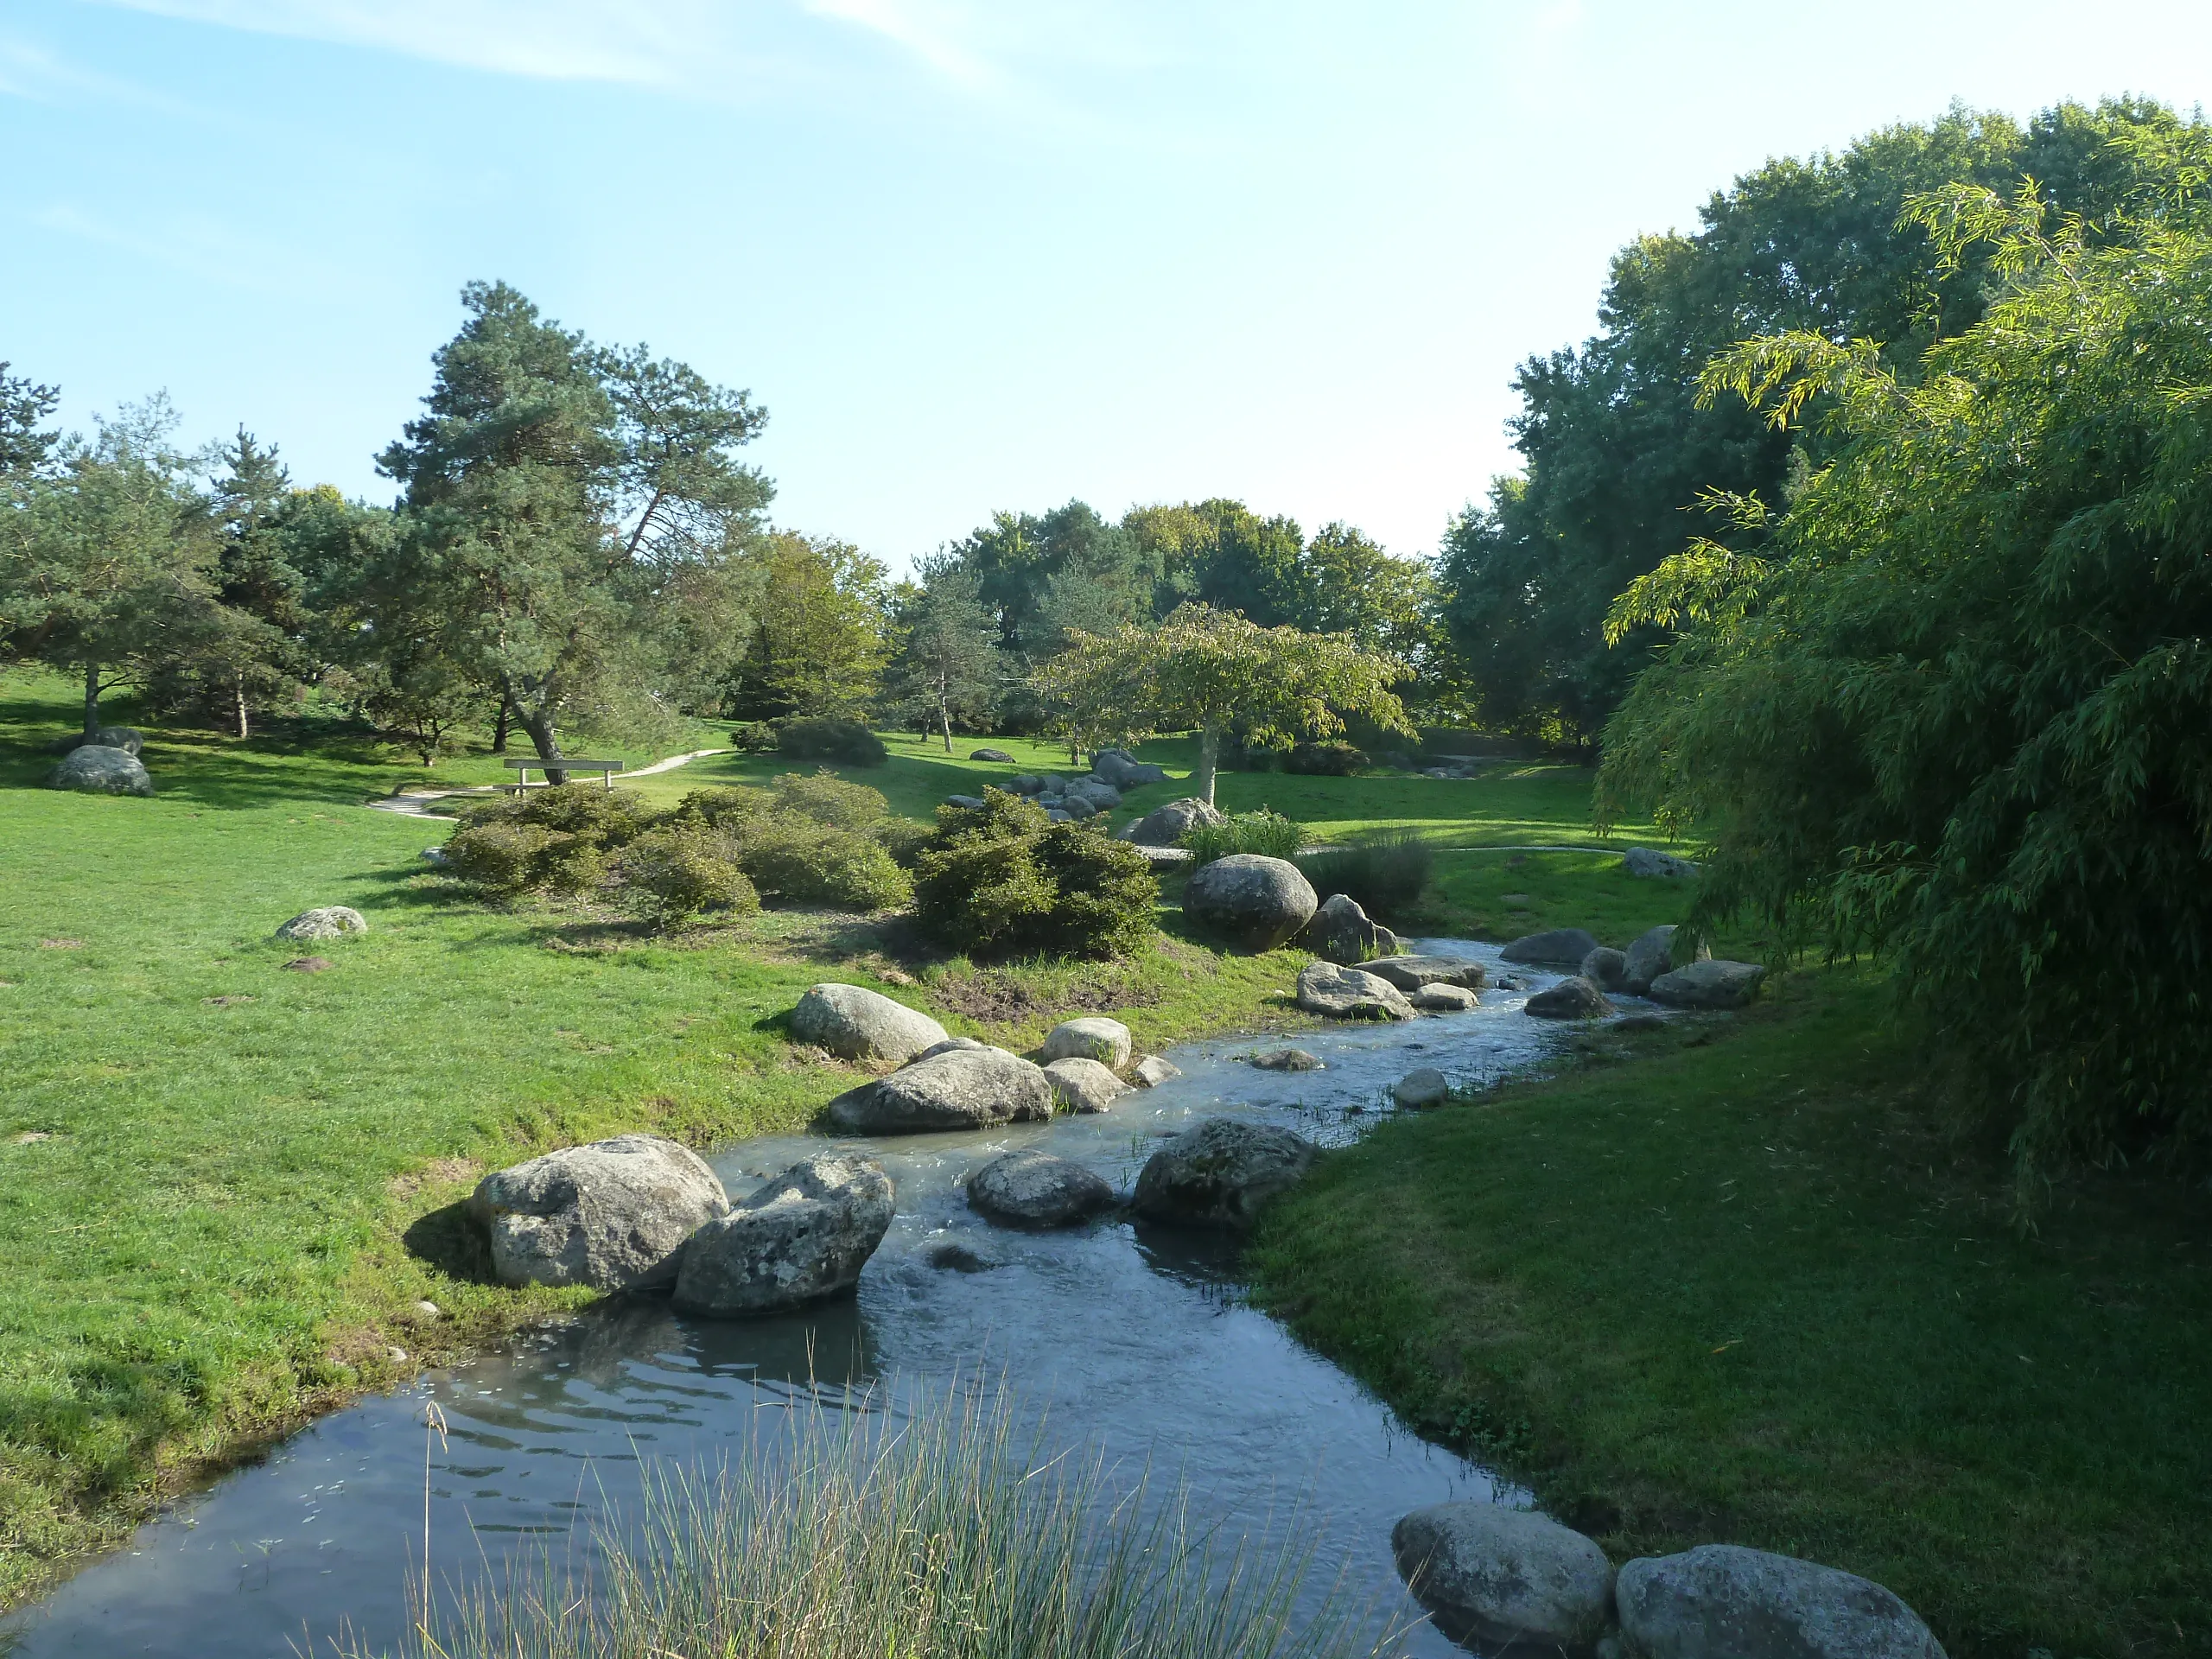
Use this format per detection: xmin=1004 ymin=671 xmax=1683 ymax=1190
xmin=1182 ymin=809 xmax=1302 ymax=866
xmin=1296 ymin=830 xmax=1433 ymax=922
xmin=914 ymin=790 xmax=1157 ymax=958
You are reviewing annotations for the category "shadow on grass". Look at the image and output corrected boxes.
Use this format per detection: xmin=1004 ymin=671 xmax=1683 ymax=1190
xmin=402 ymin=1199 xmax=500 ymax=1286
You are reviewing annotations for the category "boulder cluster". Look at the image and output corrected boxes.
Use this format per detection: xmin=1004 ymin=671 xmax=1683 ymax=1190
xmin=1508 ymin=923 xmax=1766 ymax=1020
xmin=1394 ymin=1504 xmax=1945 ymax=1659
xmin=951 ymin=747 xmax=1169 ymax=820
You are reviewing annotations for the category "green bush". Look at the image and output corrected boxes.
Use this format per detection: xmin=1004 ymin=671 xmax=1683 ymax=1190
xmin=873 ymin=815 xmax=931 ymax=869
xmin=771 ymin=769 xmax=891 ymax=830
xmin=1295 ymin=830 xmax=1433 ymax=922
xmin=728 ymin=721 xmax=778 ymax=753
xmin=461 ymin=782 xmax=652 ymax=847
xmin=737 ymin=817 xmax=913 ymax=911
xmin=620 ymin=830 xmax=760 ymax=926
xmin=1286 ymin=741 xmax=1368 ymax=776
xmin=775 ymin=718 xmax=887 ymax=767
xmin=442 ymin=822 xmax=555 ymax=897
xmin=1182 ymin=809 xmax=1303 ymax=866
xmin=914 ymin=790 xmax=1157 ymax=958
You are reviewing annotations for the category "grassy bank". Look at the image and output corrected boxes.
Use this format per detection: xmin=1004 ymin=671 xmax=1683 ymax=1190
xmin=1247 ymin=973 xmax=2212 ymax=1659
xmin=0 ymin=683 xmax=1334 ymax=1602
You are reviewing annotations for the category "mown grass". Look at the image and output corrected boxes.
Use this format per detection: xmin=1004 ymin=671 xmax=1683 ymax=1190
xmin=1247 ymin=972 xmax=2212 ymax=1659
xmin=0 ymin=680 xmax=1330 ymax=1604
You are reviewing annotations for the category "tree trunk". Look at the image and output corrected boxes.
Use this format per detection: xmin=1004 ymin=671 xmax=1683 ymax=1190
xmin=1195 ymin=723 xmax=1221 ymax=807
xmin=939 ymin=701 xmax=953 ymax=753
xmin=233 ymin=672 xmax=251 ymax=741
xmin=492 ymin=695 xmax=512 ymax=754
xmin=517 ymin=702 xmax=569 ymax=785
xmin=82 ymin=661 xmax=101 ymax=741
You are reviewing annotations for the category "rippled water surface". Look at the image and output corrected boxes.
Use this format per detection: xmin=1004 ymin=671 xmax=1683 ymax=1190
xmin=2 ymin=942 xmax=1650 ymax=1658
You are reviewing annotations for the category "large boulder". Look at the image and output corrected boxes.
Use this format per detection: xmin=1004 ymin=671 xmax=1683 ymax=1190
xmin=1524 ymin=976 xmax=1615 ymax=1020
xmin=1392 ymin=1503 xmax=1617 ymax=1656
xmin=672 ymin=1153 xmax=894 ymax=1315
xmin=827 ymin=1046 xmax=1054 ymax=1134
xmin=944 ymin=794 xmax=987 ymax=810
xmin=1296 ymin=961 xmax=1416 ymax=1021
xmin=470 ymin=1135 xmax=728 ymax=1292
xmin=1185 ymin=855 xmax=1318 ymax=950
xmin=1581 ymin=946 xmax=1630 ymax=993
xmin=1614 ymin=1544 xmax=1946 ymax=1659
xmin=275 ymin=906 xmax=367 ymax=942
xmin=1624 ymin=925 xmax=1707 ymax=995
xmin=1650 ymin=959 xmax=1767 ymax=1010
xmin=1502 ymin=928 xmax=1604 ymax=969
xmin=48 ymin=745 xmax=154 ymax=797
xmin=1043 ymin=1057 xmax=1128 ymax=1114
xmin=1354 ymin=953 xmax=1487 ymax=993
xmin=1061 ymin=779 xmax=1122 ymax=815
xmin=1301 ymin=893 xmax=1399 ymax=963
xmin=1041 ymin=1016 xmax=1132 ymax=1070
xmin=1092 ymin=749 xmax=1170 ymax=788
xmin=969 ymin=747 xmax=1016 ymax=763
xmin=791 ymin=983 xmax=948 ymax=1065
xmin=1118 ymin=797 xmax=1225 ymax=847
xmin=1133 ymin=1117 xmax=1316 ymax=1230
xmin=966 ymin=1147 xmax=1116 ymax=1228
xmin=1623 ymin=846 xmax=1700 ymax=880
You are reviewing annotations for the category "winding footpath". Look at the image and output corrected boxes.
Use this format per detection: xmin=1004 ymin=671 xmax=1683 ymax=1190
xmin=364 ymin=747 xmax=730 ymax=817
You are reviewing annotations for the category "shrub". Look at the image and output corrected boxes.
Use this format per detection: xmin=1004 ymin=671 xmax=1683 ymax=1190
xmin=914 ymin=790 xmax=1157 ymax=958
xmin=462 ymin=782 xmax=653 ymax=847
xmin=771 ymin=769 xmax=891 ymax=830
xmin=620 ymin=830 xmax=760 ymax=925
xmin=776 ymin=718 xmax=887 ymax=767
xmin=1296 ymin=830 xmax=1434 ymax=922
xmin=442 ymin=822 xmax=555 ymax=897
xmin=537 ymin=832 xmax=608 ymax=896
xmin=873 ymin=815 xmax=931 ymax=869
xmin=728 ymin=721 xmax=778 ymax=753
xmin=1182 ymin=809 xmax=1303 ymax=866
xmin=1285 ymin=741 xmax=1367 ymax=776
xmin=737 ymin=817 xmax=913 ymax=911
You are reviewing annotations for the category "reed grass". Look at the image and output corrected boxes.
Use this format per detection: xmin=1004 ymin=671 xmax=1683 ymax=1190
xmin=1183 ymin=810 xmax=1305 ymax=866
xmin=1295 ymin=831 xmax=1434 ymax=923
xmin=353 ymin=1382 xmax=1398 ymax=1659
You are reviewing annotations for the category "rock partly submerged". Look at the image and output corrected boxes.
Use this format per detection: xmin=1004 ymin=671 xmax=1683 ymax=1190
xmin=1132 ymin=1117 xmax=1317 ymax=1230
xmin=1391 ymin=1067 xmax=1451 ymax=1109
xmin=1130 ymin=1054 xmax=1181 ymax=1087
xmin=965 ymin=1147 xmax=1116 ymax=1229
xmin=1502 ymin=928 xmax=1604 ymax=969
xmin=1524 ymin=976 xmax=1616 ymax=1020
xmin=827 ymin=1046 xmax=1054 ymax=1134
xmin=470 ymin=1135 xmax=728 ymax=1293
xmin=1040 ymin=1016 xmax=1132 ymax=1070
xmin=1302 ymin=893 xmax=1399 ymax=963
xmin=1043 ymin=1057 xmax=1129 ymax=1114
xmin=1392 ymin=1503 xmax=1618 ymax=1657
xmin=1296 ymin=961 xmax=1416 ymax=1021
xmin=673 ymin=1153 xmax=894 ymax=1316
xmin=1355 ymin=954 xmax=1487 ymax=993
xmin=1250 ymin=1047 xmax=1324 ymax=1071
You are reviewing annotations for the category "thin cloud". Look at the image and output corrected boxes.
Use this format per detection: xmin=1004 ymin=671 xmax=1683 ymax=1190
xmin=802 ymin=0 xmax=994 ymax=88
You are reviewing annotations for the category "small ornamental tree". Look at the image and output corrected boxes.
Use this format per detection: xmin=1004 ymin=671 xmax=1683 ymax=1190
xmin=1036 ymin=604 xmax=1412 ymax=804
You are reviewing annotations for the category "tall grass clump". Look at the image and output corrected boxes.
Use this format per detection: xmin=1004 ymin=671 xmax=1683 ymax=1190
xmin=1183 ymin=810 xmax=1303 ymax=866
xmin=360 ymin=1383 xmax=1394 ymax=1659
xmin=1296 ymin=831 xmax=1433 ymax=922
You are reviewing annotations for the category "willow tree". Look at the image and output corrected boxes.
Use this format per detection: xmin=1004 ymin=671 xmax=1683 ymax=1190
xmin=1037 ymin=603 xmax=1411 ymax=804
xmin=1599 ymin=148 xmax=2212 ymax=1187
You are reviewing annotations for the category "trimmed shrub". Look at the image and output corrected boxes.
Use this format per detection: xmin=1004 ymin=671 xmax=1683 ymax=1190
xmin=914 ymin=790 xmax=1157 ymax=958
xmin=728 ymin=721 xmax=778 ymax=753
xmin=1182 ymin=809 xmax=1303 ymax=867
xmin=873 ymin=815 xmax=932 ymax=869
xmin=620 ymin=830 xmax=760 ymax=925
xmin=461 ymin=782 xmax=653 ymax=846
xmin=442 ymin=822 xmax=555 ymax=897
xmin=1295 ymin=829 xmax=1434 ymax=922
xmin=537 ymin=832 xmax=608 ymax=896
xmin=1286 ymin=741 xmax=1368 ymax=776
xmin=771 ymin=769 xmax=892 ymax=830
xmin=737 ymin=817 xmax=913 ymax=911
xmin=776 ymin=718 xmax=887 ymax=767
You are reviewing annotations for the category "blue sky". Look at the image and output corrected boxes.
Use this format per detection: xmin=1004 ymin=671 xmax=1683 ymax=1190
xmin=6 ymin=3 xmax=2210 ymax=570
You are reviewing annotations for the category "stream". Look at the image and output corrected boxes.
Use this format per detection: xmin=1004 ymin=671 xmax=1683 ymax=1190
xmin=0 ymin=941 xmax=1653 ymax=1658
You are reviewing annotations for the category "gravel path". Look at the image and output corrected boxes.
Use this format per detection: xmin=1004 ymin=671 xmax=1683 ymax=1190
xmin=365 ymin=748 xmax=729 ymax=817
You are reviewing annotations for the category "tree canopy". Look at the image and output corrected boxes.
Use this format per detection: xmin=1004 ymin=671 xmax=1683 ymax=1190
xmin=1037 ymin=603 xmax=1412 ymax=804
xmin=1599 ymin=131 xmax=2212 ymax=1185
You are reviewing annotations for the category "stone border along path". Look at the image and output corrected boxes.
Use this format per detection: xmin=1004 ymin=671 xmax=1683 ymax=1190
xmin=364 ymin=748 xmax=730 ymax=817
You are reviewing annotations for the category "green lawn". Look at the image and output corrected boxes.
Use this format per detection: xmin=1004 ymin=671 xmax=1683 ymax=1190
xmin=1248 ymin=972 xmax=2212 ymax=1659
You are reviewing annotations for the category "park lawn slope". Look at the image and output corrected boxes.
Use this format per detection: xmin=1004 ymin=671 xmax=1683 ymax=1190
xmin=1246 ymin=971 xmax=2212 ymax=1659
xmin=0 ymin=690 xmax=1314 ymax=1605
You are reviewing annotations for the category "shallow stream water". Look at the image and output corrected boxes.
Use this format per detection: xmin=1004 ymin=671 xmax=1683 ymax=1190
xmin=0 ymin=942 xmax=1652 ymax=1658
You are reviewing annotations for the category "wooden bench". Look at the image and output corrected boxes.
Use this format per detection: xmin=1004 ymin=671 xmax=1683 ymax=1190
xmin=504 ymin=757 xmax=625 ymax=792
